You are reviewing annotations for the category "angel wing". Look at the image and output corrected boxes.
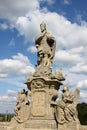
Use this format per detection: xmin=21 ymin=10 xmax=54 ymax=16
xmin=73 ymin=89 xmax=80 ymax=106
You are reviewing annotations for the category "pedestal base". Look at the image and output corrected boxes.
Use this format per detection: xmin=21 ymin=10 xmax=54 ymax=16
xmin=6 ymin=119 xmax=57 ymax=130
xmin=24 ymin=119 xmax=57 ymax=130
xmin=58 ymin=121 xmax=80 ymax=130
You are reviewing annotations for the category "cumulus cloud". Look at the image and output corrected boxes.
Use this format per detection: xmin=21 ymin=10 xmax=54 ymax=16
xmin=0 ymin=0 xmax=40 ymax=21
xmin=41 ymin=0 xmax=55 ymax=5
xmin=0 ymin=0 xmax=54 ymax=22
xmin=7 ymin=89 xmax=17 ymax=97
xmin=79 ymin=92 xmax=87 ymax=103
xmin=0 ymin=90 xmax=17 ymax=113
xmin=14 ymin=10 xmax=87 ymax=51
xmin=0 ymin=53 xmax=35 ymax=78
xmin=0 ymin=23 xmax=8 ymax=30
xmin=69 ymin=46 xmax=84 ymax=54
xmin=8 ymin=38 xmax=15 ymax=47
xmin=16 ymin=16 xmax=40 ymax=42
xmin=54 ymin=50 xmax=82 ymax=65
xmin=0 ymin=0 xmax=87 ymax=50
xmin=70 ymin=63 xmax=87 ymax=74
xmin=27 ymin=46 xmax=37 ymax=53
xmin=0 ymin=93 xmax=16 ymax=104
xmin=63 ymin=0 xmax=70 ymax=5
xmin=77 ymin=80 xmax=87 ymax=90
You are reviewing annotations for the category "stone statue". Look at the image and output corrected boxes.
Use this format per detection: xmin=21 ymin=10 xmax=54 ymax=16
xmin=52 ymin=69 xmax=66 ymax=81
xmin=33 ymin=22 xmax=56 ymax=78
xmin=6 ymin=22 xmax=86 ymax=130
xmin=35 ymin=22 xmax=56 ymax=68
xmin=55 ymin=86 xmax=80 ymax=124
xmin=14 ymin=89 xmax=30 ymax=123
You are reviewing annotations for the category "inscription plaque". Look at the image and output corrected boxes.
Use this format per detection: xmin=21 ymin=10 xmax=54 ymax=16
xmin=31 ymin=91 xmax=46 ymax=117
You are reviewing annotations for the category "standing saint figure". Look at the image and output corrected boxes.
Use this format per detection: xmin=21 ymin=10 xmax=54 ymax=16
xmin=35 ymin=22 xmax=56 ymax=68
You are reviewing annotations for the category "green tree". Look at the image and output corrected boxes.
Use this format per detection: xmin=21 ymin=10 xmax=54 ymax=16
xmin=77 ymin=103 xmax=87 ymax=125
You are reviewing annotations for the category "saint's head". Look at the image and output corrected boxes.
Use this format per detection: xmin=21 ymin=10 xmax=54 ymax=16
xmin=40 ymin=22 xmax=46 ymax=32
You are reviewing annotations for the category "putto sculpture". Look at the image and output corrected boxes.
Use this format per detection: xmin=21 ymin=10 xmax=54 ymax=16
xmin=6 ymin=22 xmax=84 ymax=130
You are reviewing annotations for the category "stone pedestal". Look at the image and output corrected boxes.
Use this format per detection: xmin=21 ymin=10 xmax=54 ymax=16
xmin=24 ymin=120 xmax=57 ymax=130
xmin=24 ymin=77 xmax=62 ymax=130
xmin=58 ymin=121 xmax=80 ymax=130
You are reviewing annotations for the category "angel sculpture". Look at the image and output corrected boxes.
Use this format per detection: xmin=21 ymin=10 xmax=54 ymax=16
xmin=14 ymin=89 xmax=30 ymax=123
xmin=55 ymin=86 xmax=80 ymax=124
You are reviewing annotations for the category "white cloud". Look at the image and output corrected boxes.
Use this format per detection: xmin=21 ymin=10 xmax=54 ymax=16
xmin=79 ymin=92 xmax=87 ymax=103
xmin=77 ymin=80 xmax=87 ymax=90
xmin=0 ymin=77 xmax=27 ymax=89
xmin=27 ymin=46 xmax=37 ymax=53
xmin=0 ymin=90 xmax=17 ymax=113
xmin=16 ymin=16 xmax=39 ymax=42
xmin=7 ymin=89 xmax=17 ymax=97
xmin=70 ymin=63 xmax=87 ymax=74
xmin=63 ymin=0 xmax=70 ymax=5
xmin=69 ymin=46 xmax=84 ymax=54
xmin=0 ymin=53 xmax=35 ymax=78
xmin=8 ymin=38 xmax=15 ymax=47
xmin=14 ymin=10 xmax=87 ymax=52
xmin=54 ymin=50 xmax=82 ymax=65
xmin=0 ymin=0 xmax=40 ymax=21
xmin=12 ymin=53 xmax=29 ymax=63
xmin=41 ymin=0 xmax=55 ymax=5
xmin=0 ymin=23 xmax=8 ymax=30
xmin=0 ymin=94 xmax=16 ymax=103
xmin=0 ymin=73 xmax=8 ymax=78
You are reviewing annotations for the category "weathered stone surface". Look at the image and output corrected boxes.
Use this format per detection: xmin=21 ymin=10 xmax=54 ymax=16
xmin=0 ymin=122 xmax=10 ymax=130
xmin=35 ymin=22 xmax=56 ymax=68
xmin=55 ymin=86 xmax=80 ymax=125
xmin=58 ymin=121 xmax=80 ymax=130
xmin=31 ymin=91 xmax=46 ymax=117
xmin=79 ymin=125 xmax=87 ymax=130
xmin=26 ymin=78 xmax=61 ymax=120
xmin=24 ymin=119 xmax=57 ymax=130
xmin=1 ymin=122 xmax=87 ymax=130
xmin=13 ymin=89 xmax=30 ymax=123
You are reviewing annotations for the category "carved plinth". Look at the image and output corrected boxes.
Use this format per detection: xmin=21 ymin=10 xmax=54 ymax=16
xmin=24 ymin=120 xmax=57 ymax=130
xmin=58 ymin=120 xmax=80 ymax=130
xmin=25 ymin=77 xmax=62 ymax=120
xmin=22 ymin=77 xmax=62 ymax=130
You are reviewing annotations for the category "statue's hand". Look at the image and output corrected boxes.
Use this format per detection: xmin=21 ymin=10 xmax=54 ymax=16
xmin=41 ymin=31 xmax=47 ymax=37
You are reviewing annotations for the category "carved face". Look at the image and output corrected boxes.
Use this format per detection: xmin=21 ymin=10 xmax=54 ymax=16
xmin=62 ymin=86 xmax=69 ymax=93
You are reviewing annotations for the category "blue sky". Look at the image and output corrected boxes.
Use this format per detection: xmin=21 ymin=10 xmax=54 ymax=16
xmin=0 ymin=0 xmax=87 ymax=113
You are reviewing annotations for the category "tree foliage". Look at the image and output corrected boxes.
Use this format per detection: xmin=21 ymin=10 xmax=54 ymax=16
xmin=77 ymin=103 xmax=87 ymax=125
